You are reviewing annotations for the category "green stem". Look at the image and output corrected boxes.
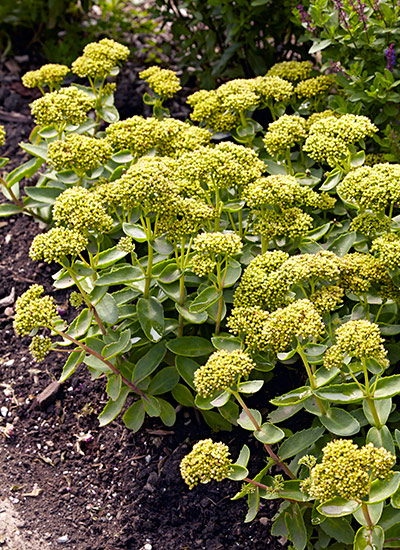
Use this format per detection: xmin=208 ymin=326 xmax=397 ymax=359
xmin=296 ymin=344 xmax=327 ymax=415
xmin=0 ymin=178 xmax=47 ymax=222
xmin=261 ymin=235 xmax=269 ymax=254
xmin=238 ymin=209 xmax=243 ymax=238
xmin=361 ymin=358 xmax=382 ymax=427
xmin=285 ymin=148 xmax=293 ymax=175
xmin=214 ymin=187 xmax=221 ymax=231
xmin=232 ymin=391 xmax=294 ymax=479
xmin=143 ymin=218 xmax=154 ymax=299
xmin=361 ymin=502 xmax=374 ymax=530
xmin=374 ymin=302 xmax=385 ymax=324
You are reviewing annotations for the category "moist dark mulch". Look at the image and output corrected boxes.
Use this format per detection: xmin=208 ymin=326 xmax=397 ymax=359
xmin=0 ymin=52 xmax=289 ymax=550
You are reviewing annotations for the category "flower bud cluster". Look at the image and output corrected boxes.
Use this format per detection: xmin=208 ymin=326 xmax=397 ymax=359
xmin=47 ymin=134 xmax=113 ymax=173
xmin=263 ymin=115 xmax=307 ymax=156
xmin=53 ymin=188 xmax=113 ymax=234
xmin=324 ymin=319 xmax=388 ymax=370
xmin=0 ymin=125 xmax=5 ymax=146
xmin=194 ymin=349 xmax=255 ymax=397
xmin=310 ymin=285 xmax=344 ymax=313
xmin=30 ymin=87 xmax=95 ymax=126
xmin=72 ymin=39 xmax=129 ymax=79
xmin=253 ymin=208 xmax=313 ymax=241
xmin=69 ymin=291 xmax=84 ymax=308
xmin=338 ymin=163 xmax=400 ymax=213
xmin=371 ymin=234 xmax=400 ymax=270
xmin=158 ymin=197 xmax=216 ymax=239
xmin=29 ymin=335 xmax=52 ymax=362
xmin=304 ymin=114 xmax=377 ymax=167
xmin=180 ymin=439 xmax=232 ymax=489
xmin=29 ymin=227 xmax=89 ymax=263
xmin=306 ymin=110 xmax=340 ymax=130
xmin=14 ymin=285 xmax=58 ymax=336
xmin=22 ymin=64 xmax=69 ymax=90
xmin=187 ymin=76 xmax=293 ymax=131
xmin=139 ymin=66 xmax=181 ymax=98
xmin=302 ymin=439 xmax=395 ymax=502
xmin=295 ymin=75 xmax=334 ymax=98
xmin=106 ymin=116 xmax=211 ymax=158
xmin=227 ymin=306 xmax=271 ymax=352
xmin=117 ymin=236 xmax=136 ymax=253
xmin=191 ymin=232 xmax=242 ymax=276
xmin=350 ymin=213 xmax=390 ymax=236
xmin=266 ymin=61 xmax=313 ymax=82
xmin=339 ymin=252 xmax=391 ymax=295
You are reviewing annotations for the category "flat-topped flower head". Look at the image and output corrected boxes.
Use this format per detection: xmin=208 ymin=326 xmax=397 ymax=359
xmin=191 ymin=232 xmax=242 ymax=276
xmin=310 ymin=285 xmax=344 ymax=313
xmin=47 ymin=134 xmax=112 ymax=173
xmin=187 ymin=89 xmax=240 ymax=132
xmin=53 ymin=188 xmax=113 ymax=234
xmin=263 ymin=114 xmax=307 ymax=156
xmin=304 ymin=132 xmax=348 ymax=167
xmin=117 ymin=236 xmax=136 ymax=254
xmin=139 ymin=66 xmax=181 ymax=98
xmin=22 ymin=64 xmax=69 ymax=90
xmin=69 ymin=291 xmax=84 ymax=309
xmin=371 ymin=234 xmax=400 ymax=270
xmin=252 ymin=75 xmax=294 ymax=103
xmin=30 ymin=87 xmax=95 ymax=126
xmin=261 ymin=299 xmax=325 ymax=352
xmin=306 ymin=110 xmax=340 ymax=130
xmin=194 ymin=349 xmax=256 ymax=397
xmin=14 ymin=285 xmax=58 ymax=336
xmin=29 ymin=227 xmax=89 ymax=263
xmin=324 ymin=319 xmax=388 ymax=371
xmin=350 ymin=213 xmax=390 ymax=236
xmin=178 ymin=142 xmax=264 ymax=193
xmin=253 ymin=207 xmax=313 ymax=241
xmin=339 ymin=252 xmax=389 ymax=295
xmin=180 ymin=439 xmax=232 ymax=489
xmin=0 ymin=125 xmax=5 ymax=146
xmin=339 ymin=163 xmax=400 ymax=213
xmin=72 ymin=38 xmax=129 ymax=79
xmin=227 ymin=306 xmax=270 ymax=352
xmin=302 ymin=439 xmax=395 ymax=502
xmin=158 ymin=197 xmax=216 ymax=239
xmin=94 ymin=156 xmax=180 ymax=215
xmin=216 ymin=79 xmax=260 ymax=112
xmin=295 ymin=75 xmax=334 ymax=98
xmin=29 ymin=335 xmax=52 ymax=362
xmin=267 ymin=61 xmax=313 ymax=82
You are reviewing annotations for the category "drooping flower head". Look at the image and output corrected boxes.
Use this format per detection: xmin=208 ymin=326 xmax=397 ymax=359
xmin=29 ymin=227 xmax=89 ymax=263
xmin=14 ymin=285 xmax=58 ymax=336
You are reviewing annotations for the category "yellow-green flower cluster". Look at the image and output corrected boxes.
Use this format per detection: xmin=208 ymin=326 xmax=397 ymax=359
xmin=14 ymin=285 xmax=58 ymax=336
xmin=47 ymin=134 xmax=113 ymax=173
xmin=106 ymin=116 xmax=211 ymax=158
xmin=310 ymin=285 xmax=344 ymax=313
xmin=243 ymin=175 xmax=334 ymax=210
xmin=30 ymin=87 xmax=95 ymax=126
xmin=69 ymin=291 xmax=84 ymax=308
xmin=117 ymin=236 xmax=136 ymax=253
xmin=306 ymin=110 xmax=340 ymax=130
xmin=371 ymin=234 xmax=400 ymax=270
xmin=263 ymin=115 xmax=307 ymax=156
xmin=254 ymin=208 xmax=313 ymax=241
xmin=350 ymin=213 xmax=390 ymax=236
xmin=302 ymin=439 xmax=394 ymax=502
xmin=187 ymin=76 xmax=293 ymax=132
xmin=324 ymin=319 xmax=388 ymax=371
xmin=139 ymin=66 xmax=181 ymax=98
xmin=194 ymin=349 xmax=255 ymax=397
xmin=295 ymin=75 xmax=334 ymax=99
xmin=0 ymin=125 xmax=5 ymax=146
xmin=180 ymin=439 xmax=232 ymax=489
xmin=53 ymin=188 xmax=113 ymax=234
xmin=72 ymin=38 xmax=129 ymax=79
xmin=339 ymin=253 xmax=391 ymax=295
xmin=338 ymin=163 xmax=400 ymax=213
xmin=304 ymin=115 xmax=377 ymax=167
xmin=191 ymin=232 xmax=242 ymax=276
xmin=158 ymin=197 xmax=216 ymax=239
xmin=261 ymin=299 xmax=324 ymax=352
xmin=178 ymin=142 xmax=264 ymax=193
xmin=227 ymin=306 xmax=271 ymax=352
xmin=267 ymin=61 xmax=313 ymax=82
xmin=29 ymin=335 xmax=52 ymax=362
xmin=29 ymin=227 xmax=89 ymax=263
xmin=365 ymin=153 xmax=385 ymax=166
xmin=94 ymin=156 xmax=179 ymax=215
xmin=22 ymin=64 xmax=69 ymax=90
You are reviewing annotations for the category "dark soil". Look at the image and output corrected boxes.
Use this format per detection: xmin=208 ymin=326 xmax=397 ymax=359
xmin=0 ymin=53 xmax=289 ymax=550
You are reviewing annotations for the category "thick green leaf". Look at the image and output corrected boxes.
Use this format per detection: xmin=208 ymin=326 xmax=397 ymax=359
xmin=166 ymin=336 xmax=214 ymax=357
xmin=132 ymin=341 xmax=166 ymax=383
xmin=363 ymin=398 xmax=392 ymax=427
xmin=201 ymin=409 xmax=233 ymax=432
xmin=157 ymin=264 xmax=181 ymax=283
xmin=328 ymin=231 xmax=358 ymax=256
xmin=353 ymin=525 xmax=384 ymax=550
xmin=227 ymin=464 xmax=249 ymax=481
xmin=137 ymin=297 xmax=165 ymax=342
xmin=142 ymin=394 xmax=161 ymax=417
xmin=285 ymin=503 xmax=307 ymax=550
xmin=245 ymin=489 xmax=260 ymax=523
xmin=218 ymin=401 xmax=239 ymax=425
xmin=320 ymin=517 xmax=354 ymax=544
xmin=278 ymin=427 xmax=325 ymax=460
xmin=19 ymin=142 xmax=48 ymax=159
xmin=175 ymin=356 xmax=199 ymax=389
xmin=189 ymin=287 xmax=221 ymax=313
xmin=235 ymin=445 xmax=250 ymax=468
xmin=0 ymin=203 xmax=22 ymax=216
xmin=318 ymin=498 xmax=361 ymax=517
xmin=171 ymin=383 xmax=194 ymax=407
xmin=320 ymin=407 xmax=361 ymax=436
xmin=158 ymin=397 xmax=176 ymax=426
xmin=95 ymin=266 xmax=144 ymax=286
xmin=148 ymin=367 xmax=179 ymax=395
xmin=123 ymin=400 xmax=145 ymax=432
xmin=353 ymin=502 xmax=383 ymax=527
xmin=270 ymin=386 xmax=313 ymax=407
xmin=237 ymin=408 xmax=262 ymax=431
xmin=96 ymin=247 xmax=128 ymax=268
xmin=5 ymin=157 xmax=43 ymax=186
xmin=367 ymin=426 xmax=395 ymax=454
xmin=122 ymin=222 xmax=147 ymax=241
xmin=66 ymin=308 xmax=92 ymax=339
xmin=373 ymin=376 xmax=400 ymax=399
xmin=24 ymin=186 xmax=63 ymax=203
xmin=103 ymin=330 xmax=131 ymax=359
xmin=98 ymin=388 xmax=130 ymax=426
xmin=314 ymin=383 xmax=364 ymax=404
xmin=367 ymin=473 xmax=400 ymax=504
xmin=211 ymin=335 xmax=241 ymax=352
xmin=238 ymin=380 xmax=264 ymax=394
xmin=106 ymin=374 xmax=122 ymax=401
xmin=254 ymin=422 xmax=285 ymax=444
xmin=96 ymin=293 xmax=119 ymax=325
xmin=210 ymin=391 xmax=230 ymax=407
xmin=59 ymin=351 xmax=84 ymax=382
xmin=175 ymin=303 xmax=208 ymax=324
xmin=383 ymin=521 xmax=400 ymax=546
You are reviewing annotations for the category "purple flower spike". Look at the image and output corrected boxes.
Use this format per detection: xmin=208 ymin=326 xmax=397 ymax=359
xmin=385 ymin=43 xmax=396 ymax=72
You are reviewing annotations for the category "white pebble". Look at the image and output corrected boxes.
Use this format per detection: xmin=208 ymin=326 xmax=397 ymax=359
xmin=1 ymin=406 xmax=8 ymax=417
xmin=144 ymin=544 xmax=152 ymax=550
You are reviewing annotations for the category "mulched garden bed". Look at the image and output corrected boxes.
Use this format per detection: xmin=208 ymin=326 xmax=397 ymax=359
xmin=0 ymin=54 xmax=289 ymax=550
